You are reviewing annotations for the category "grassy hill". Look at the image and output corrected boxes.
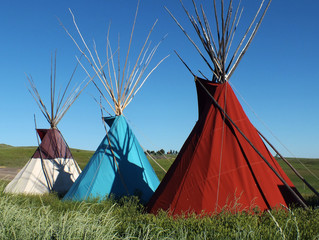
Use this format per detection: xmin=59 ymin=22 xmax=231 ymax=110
xmin=0 ymin=145 xmax=318 ymax=196
xmin=0 ymin=144 xmax=14 ymax=148
xmin=0 ymin=146 xmax=37 ymax=168
xmin=0 ymin=145 xmax=94 ymax=169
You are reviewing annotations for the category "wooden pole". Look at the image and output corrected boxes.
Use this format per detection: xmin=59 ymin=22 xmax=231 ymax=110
xmin=101 ymin=114 xmax=129 ymax=195
xmin=34 ymin=115 xmax=53 ymax=192
xmin=257 ymin=130 xmax=319 ymax=198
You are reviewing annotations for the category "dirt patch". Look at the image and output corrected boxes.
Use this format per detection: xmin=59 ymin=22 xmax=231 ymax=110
xmin=0 ymin=167 xmax=20 ymax=181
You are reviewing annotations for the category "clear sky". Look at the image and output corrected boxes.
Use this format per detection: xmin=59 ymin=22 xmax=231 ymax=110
xmin=0 ymin=0 xmax=318 ymax=158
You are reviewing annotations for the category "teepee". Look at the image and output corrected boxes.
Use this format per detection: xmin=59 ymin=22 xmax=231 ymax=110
xmin=62 ymin=2 xmax=167 ymax=203
xmin=147 ymin=0 xmax=307 ymax=215
xmin=4 ymin=54 xmax=86 ymax=196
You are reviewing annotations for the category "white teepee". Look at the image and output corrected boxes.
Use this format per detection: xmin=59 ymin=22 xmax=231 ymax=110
xmin=5 ymin=54 xmax=88 ymax=196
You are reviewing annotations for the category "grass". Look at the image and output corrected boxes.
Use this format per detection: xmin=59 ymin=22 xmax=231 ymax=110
xmin=0 ymin=144 xmax=13 ymax=148
xmin=0 ymin=182 xmax=118 ymax=239
xmin=0 ymin=144 xmax=93 ymax=169
xmin=0 ymin=180 xmax=319 ymax=239
xmin=1 ymin=145 xmax=319 ymax=239
xmin=148 ymin=154 xmax=175 ymax=181
xmin=0 ymin=145 xmax=36 ymax=168
xmin=277 ymin=158 xmax=319 ymax=196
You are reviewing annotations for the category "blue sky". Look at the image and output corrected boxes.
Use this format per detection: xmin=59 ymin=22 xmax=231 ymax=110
xmin=0 ymin=0 xmax=318 ymax=158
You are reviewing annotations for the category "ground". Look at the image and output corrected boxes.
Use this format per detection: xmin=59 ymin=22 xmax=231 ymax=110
xmin=0 ymin=166 xmax=20 ymax=181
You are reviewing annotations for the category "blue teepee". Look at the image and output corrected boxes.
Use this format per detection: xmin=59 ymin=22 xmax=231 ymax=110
xmin=64 ymin=115 xmax=160 ymax=203
xmin=63 ymin=3 xmax=166 ymax=203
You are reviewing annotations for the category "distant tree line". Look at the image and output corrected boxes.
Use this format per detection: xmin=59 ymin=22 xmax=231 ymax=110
xmin=167 ymin=150 xmax=178 ymax=154
xmin=145 ymin=149 xmax=179 ymax=155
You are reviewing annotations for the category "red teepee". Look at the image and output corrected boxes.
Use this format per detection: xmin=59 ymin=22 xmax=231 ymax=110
xmin=147 ymin=78 xmax=303 ymax=215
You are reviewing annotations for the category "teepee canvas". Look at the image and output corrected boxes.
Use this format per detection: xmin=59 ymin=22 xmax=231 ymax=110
xmin=5 ymin=129 xmax=81 ymax=195
xmin=5 ymin=54 xmax=86 ymax=196
xmin=147 ymin=0 xmax=306 ymax=215
xmin=64 ymin=115 xmax=159 ymax=202
xmin=62 ymin=2 xmax=167 ymax=202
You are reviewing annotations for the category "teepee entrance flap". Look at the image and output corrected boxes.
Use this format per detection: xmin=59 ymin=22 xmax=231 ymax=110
xmin=103 ymin=116 xmax=116 ymax=128
xmin=36 ymin=129 xmax=48 ymax=141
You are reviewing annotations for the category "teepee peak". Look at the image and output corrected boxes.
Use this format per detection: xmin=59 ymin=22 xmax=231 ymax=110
xmin=27 ymin=52 xmax=89 ymax=128
xmin=167 ymin=0 xmax=272 ymax=82
xmin=59 ymin=0 xmax=168 ymax=116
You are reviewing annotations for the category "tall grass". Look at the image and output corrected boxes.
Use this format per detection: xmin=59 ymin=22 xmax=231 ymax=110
xmin=1 ymin=181 xmax=318 ymax=239
xmin=1 ymin=145 xmax=319 ymax=239
xmin=0 ymin=183 xmax=118 ymax=239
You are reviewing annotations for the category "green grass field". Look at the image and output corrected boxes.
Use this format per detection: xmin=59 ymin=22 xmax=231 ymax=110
xmin=0 ymin=144 xmax=93 ymax=170
xmin=277 ymin=158 xmax=319 ymax=196
xmin=1 ymin=144 xmax=318 ymax=195
xmin=0 ymin=145 xmax=319 ymax=239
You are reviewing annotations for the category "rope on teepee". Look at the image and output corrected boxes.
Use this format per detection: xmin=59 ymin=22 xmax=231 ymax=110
xmin=215 ymin=78 xmax=228 ymax=212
